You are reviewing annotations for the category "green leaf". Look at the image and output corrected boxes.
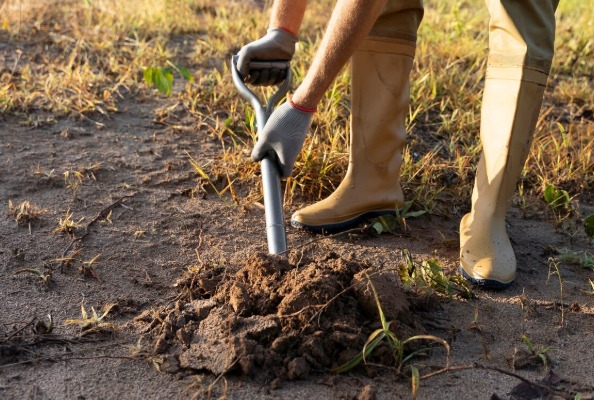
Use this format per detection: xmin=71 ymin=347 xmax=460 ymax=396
xmin=331 ymin=329 xmax=384 ymax=373
xmin=543 ymin=184 xmax=570 ymax=208
xmin=331 ymin=352 xmax=363 ymax=374
xmin=143 ymin=68 xmax=154 ymax=86
xmin=405 ymin=210 xmax=427 ymax=218
xmin=371 ymin=214 xmax=397 ymax=234
xmin=143 ymin=67 xmax=174 ymax=95
xmin=175 ymin=64 xmax=194 ymax=81
xmin=521 ymin=334 xmax=535 ymax=353
xmin=401 ymin=200 xmax=413 ymax=214
xmin=372 ymin=221 xmax=385 ymax=234
xmin=362 ymin=329 xmax=385 ymax=363
xmin=584 ymin=214 xmax=594 ymax=238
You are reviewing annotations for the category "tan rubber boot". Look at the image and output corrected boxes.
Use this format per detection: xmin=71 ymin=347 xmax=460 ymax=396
xmin=291 ymin=0 xmax=423 ymax=233
xmin=291 ymin=39 xmax=415 ymax=233
xmin=460 ymin=0 xmax=558 ymax=288
xmin=460 ymin=68 xmax=548 ymax=288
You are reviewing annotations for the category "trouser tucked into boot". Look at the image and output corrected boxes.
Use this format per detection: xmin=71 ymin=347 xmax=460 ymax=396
xmin=460 ymin=0 xmax=559 ymax=288
xmin=291 ymin=0 xmax=424 ymax=233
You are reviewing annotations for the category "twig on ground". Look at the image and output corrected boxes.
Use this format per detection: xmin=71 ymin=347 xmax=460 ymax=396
xmin=60 ymin=195 xmax=135 ymax=265
xmin=420 ymin=363 xmax=594 ymax=400
xmin=0 ymin=339 xmax=134 ymax=369
xmin=3 ymin=318 xmax=36 ymax=342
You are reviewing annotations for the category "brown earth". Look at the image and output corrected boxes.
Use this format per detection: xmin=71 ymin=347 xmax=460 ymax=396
xmin=1 ymin=89 xmax=594 ymax=399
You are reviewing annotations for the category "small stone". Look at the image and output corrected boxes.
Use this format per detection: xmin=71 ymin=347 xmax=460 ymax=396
xmin=270 ymin=378 xmax=283 ymax=390
xmin=153 ymin=333 xmax=169 ymax=354
xmin=358 ymin=384 xmax=377 ymax=400
xmin=228 ymin=283 xmax=250 ymax=314
xmin=287 ymin=357 xmax=310 ymax=380
xmin=176 ymin=325 xmax=193 ymax=347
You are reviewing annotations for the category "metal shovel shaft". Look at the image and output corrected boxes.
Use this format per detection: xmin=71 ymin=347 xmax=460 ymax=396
xmin=231 ymin=56 xmax=290 ymax=254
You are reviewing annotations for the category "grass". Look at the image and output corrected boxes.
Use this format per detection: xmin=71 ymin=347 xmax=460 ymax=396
xmin=1 ymin=0 xmax=592 ymax=215
xmin=51 ymin=209 xmax=84 ymax=236
xmin=7 ymin=199 xmax=46 ymax=231
xmin=332 ymin=273 xmax=450 ymax=399
xmin=65 ymin=302 xmax=117 ymax=335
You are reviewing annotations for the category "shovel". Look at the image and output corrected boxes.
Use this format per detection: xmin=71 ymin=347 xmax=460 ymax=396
xmin=231 ymin=56 xmax=291 ymax=254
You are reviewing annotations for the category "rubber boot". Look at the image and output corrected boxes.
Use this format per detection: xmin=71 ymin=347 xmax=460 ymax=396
xmin=460 ymin=68 xmax=548 ymax=288
xmin=291 ymin=40 xmax=415 ymax=233
xmin=291 ymin=1 xmax=423 ymax=233
xmin=460 ymin=0 xmax=558 ymax=288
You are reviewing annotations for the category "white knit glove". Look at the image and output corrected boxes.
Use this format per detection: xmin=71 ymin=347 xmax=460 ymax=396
xmin=251 ymin=101 xmax=314 ymax=177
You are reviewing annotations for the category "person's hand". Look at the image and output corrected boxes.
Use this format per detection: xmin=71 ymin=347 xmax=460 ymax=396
xmin=251 ymin=100 xmax=314 ymax=178
xmin=237 ymin=28 xmax=297 ymax=86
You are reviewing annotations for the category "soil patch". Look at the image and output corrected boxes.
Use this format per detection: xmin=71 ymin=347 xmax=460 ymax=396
xmin=137 ymin=252 xmax=430 ymax=384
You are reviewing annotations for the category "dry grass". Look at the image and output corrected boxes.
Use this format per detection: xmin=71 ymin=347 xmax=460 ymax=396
xmin=7 ymin=199 xmax=46 ymax=227
xmin=1 ymin=0 xmax=592 ymax=215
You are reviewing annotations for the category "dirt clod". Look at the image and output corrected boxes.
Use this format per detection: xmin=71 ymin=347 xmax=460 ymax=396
xmin=140 ymin=252 xmax=424 ymax=383
xmin=288 ymin=356 xmax=310 ymax=380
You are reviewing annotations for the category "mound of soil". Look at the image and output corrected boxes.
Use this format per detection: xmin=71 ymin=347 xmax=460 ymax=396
xmin=136 ymin=252 xmax=429 ymax=383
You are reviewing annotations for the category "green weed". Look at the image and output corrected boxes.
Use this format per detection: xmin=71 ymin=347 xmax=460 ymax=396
xmin=144 ymin=62 xmax=193 ymax=95
xmin=370 ymin=201 xmax=426 ymax=234
xmin=399 ymin=250 xmax=472 ymax=300
xmin=332 ymin=274 xmax=450 ymax=387
xmin=557 ymin=248 xmax=594 ymax=269
xmin=521 ymin=334 xmax=551 ymax=369
xmin=547 ymin=257 xmax=565 ymax=326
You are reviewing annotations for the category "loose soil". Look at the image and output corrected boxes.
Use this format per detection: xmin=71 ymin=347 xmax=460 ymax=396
xmin=1 ymin=80 xmax=594 ymax=399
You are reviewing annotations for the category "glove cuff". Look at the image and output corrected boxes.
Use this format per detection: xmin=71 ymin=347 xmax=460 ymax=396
xmin=267 ymin=27 xmax=298 ymax=43
xmin=275 ymin=26 xmax=298 ymax=36
xmin=289 ymin=97 xmax=316 ymax=114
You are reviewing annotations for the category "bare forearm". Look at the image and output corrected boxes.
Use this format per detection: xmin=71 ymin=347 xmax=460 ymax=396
xmin=270 ymin=0 xmax=307 ymax=35
xmin=292 ymin=0 xmax=387 ymax=109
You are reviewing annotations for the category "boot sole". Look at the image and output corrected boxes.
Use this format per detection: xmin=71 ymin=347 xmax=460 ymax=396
xmin=291 ymin=209 xmax=396 ymax=234
xmin=459 ymin=265 xmax=513 ymax=290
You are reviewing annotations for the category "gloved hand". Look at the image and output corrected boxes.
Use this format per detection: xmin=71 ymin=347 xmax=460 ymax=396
xmin=252 ymin=100 xmax=314 ymax=178
xmin=237 ymin=28 xmax=297 ymax=86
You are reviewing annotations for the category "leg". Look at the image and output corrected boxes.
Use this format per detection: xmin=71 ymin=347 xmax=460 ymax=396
xmin=291 ymin=0 xmax=424 ymax=233
xmin=460 ymin=0 xmax=559 ymax=288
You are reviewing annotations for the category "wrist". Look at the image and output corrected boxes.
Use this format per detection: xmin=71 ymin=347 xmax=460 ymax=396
xmin=290 ymin=89 xmax=318 ymax=112
xmin=289 ymin=96 xmax=316 ymax=114
xmin=275 ymin=26 xmax=298 ymax=37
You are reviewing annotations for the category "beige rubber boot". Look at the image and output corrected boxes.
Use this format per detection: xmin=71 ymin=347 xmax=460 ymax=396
xmin=460 ymin=0 xmax=558 ymax=288
xmin=460 ymin=68 xmax=548 ymax=288
xmin=291 ymin=1 xmax=423 ymax=233
xmin=291 ymin=40 xmax=415 ymax=233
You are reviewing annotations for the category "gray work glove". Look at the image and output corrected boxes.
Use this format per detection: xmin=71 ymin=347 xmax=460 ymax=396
xmin=252 ymin=101 xmax=314 ymax=178
xmin=237 ymin=28 xmax=297 ymax=86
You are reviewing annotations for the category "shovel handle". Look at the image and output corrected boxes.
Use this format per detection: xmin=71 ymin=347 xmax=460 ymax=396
xmin=231 ymin=56 xmax=291 ymax=125
xmin=231 ymin=56 xmax=289 ymax=255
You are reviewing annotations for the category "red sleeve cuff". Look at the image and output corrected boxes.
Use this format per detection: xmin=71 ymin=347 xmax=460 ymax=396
xmin=289 ymin=97 xmax=316 ymax=114
xmin=276 ymin=26 xmax=298 ymax=36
